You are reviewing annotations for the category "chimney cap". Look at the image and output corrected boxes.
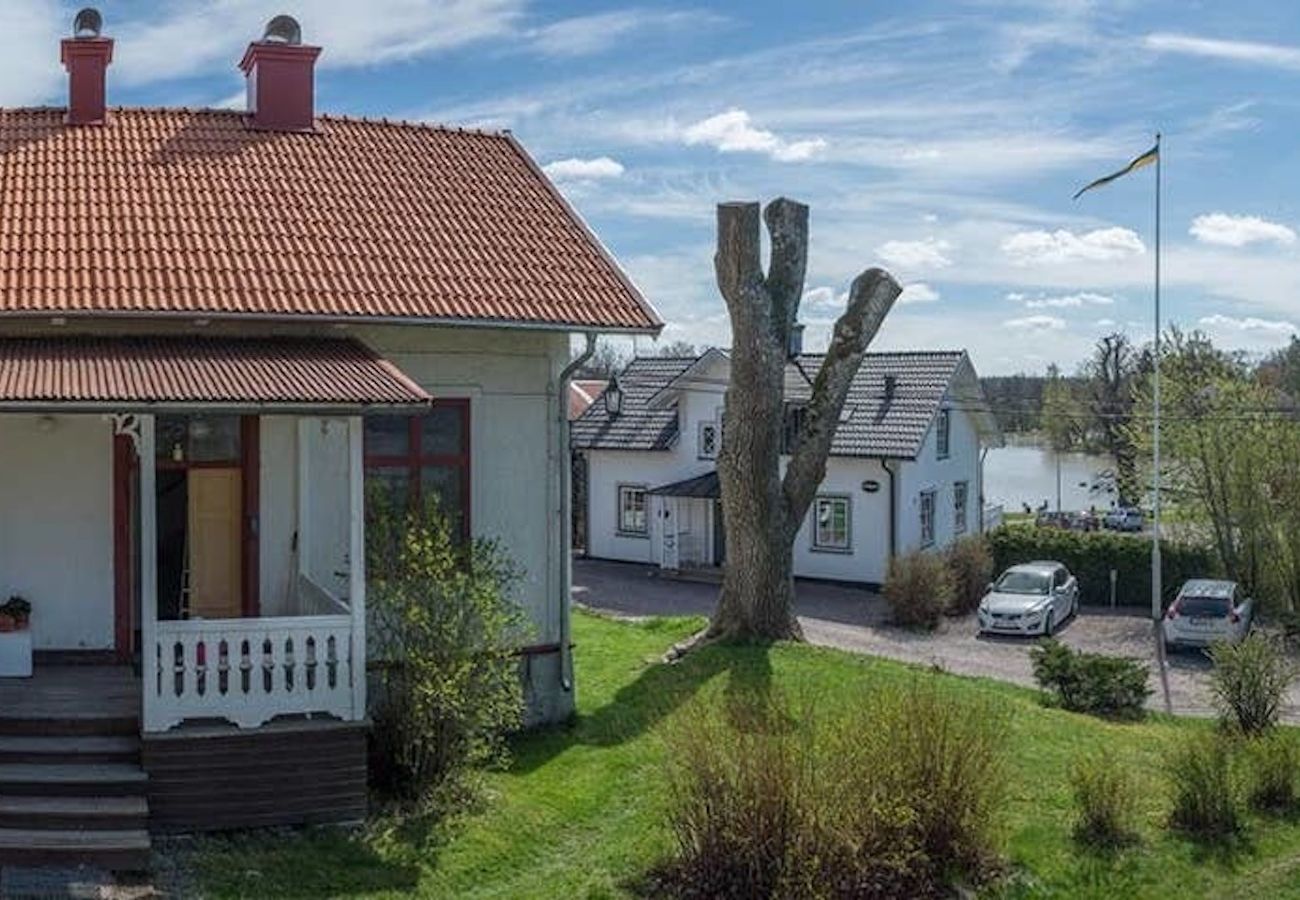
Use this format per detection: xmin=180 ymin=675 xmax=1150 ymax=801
xmin=262 ymin=14 xmax=303 ymax=45
xmin=72 ymin=7 xmax=103 ymax=39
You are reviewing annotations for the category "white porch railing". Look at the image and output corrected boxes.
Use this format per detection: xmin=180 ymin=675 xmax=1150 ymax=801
xmin=147 ymin=615 xmax=358 ymax=732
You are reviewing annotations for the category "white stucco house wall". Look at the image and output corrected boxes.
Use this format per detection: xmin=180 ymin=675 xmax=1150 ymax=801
xmin=572 ymin=348 xmax=1002 ymax=587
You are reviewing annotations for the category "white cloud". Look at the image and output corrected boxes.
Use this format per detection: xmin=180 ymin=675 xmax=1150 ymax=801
xmin=802 ymin=286 xmax=843 ymax=311
xmin=0 ymin=0 xmax=64 ymax=105
xmin=1189 ymin=213 xmax=1297 ymax=248
xmin=529 ymin=10 xmax=723 ymax=58
xmin=899 ymin=283 xmax=940 ymax=304
xmin=1144 ymin=33 xmax=1300 ymax=70
xmin=1001 ymin=227 xmax=1145 ymax=265
xmin=1004 ymin=314 xmax=1067 ymax=331
xmin=1096 ymin=318 xmax=1117 ymax=327
xmin=1198 ymin=314 xmax=1297 ymax=336
xmin=1023 ymin=291 xmax=1116 ymax=309
xmin=542 ymin=156 xmax=625 ymax=182
xmin=680 ymin=109 xmax=826 ymax=162
xmin=875 ymin=238 xmax=952 ymax=271
xmin=111 ymin=0 xmax=524 ymax=87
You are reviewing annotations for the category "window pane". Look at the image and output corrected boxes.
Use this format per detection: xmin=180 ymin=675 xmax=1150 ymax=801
xmin=188 ymin=415 xmax=241 ymax=462
xmin=157 ymin=415 xmax=189 ymax=462
xmin=421 ymin=405 xmax=465 ymax=457
xmin=620 ymin=487 xmax=647 ymax=534
xmin=366 ymin=467 xmax=411 ymax=511
xmin=421 ymin=465 xmax=464 ymax=534
xmin=365 ymin=415 xmax=410 ymax=457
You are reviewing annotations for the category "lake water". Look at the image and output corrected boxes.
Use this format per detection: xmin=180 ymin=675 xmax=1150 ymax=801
xmin=984 ymin=440 xmax=1117 ymax=514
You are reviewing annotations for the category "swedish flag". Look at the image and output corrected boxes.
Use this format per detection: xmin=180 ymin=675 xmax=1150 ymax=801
xmin=1073 ymin=144 xmax=1160 ymax=199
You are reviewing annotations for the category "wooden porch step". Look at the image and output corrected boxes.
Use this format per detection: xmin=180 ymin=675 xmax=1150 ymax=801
xmin=0 ymin=795 xmax=148 ymax=830
xmin=0 ymin=763 xmax=147 ymax=797
xmin=0 ymin=827 xmax=150 ymax=870
xmin=0 ymin=735 xmax=139 ymax=765
xmin=0 ymin=713 xmax=138 ymax=738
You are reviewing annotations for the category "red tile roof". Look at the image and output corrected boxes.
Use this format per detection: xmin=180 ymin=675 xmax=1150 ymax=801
xmin=0 ymin=335 xmax=431 ymax=408
xmin=0 ymin=108 xmax=660 ymax=332
xmin=568 ymin=379 xmax=607 ymax=419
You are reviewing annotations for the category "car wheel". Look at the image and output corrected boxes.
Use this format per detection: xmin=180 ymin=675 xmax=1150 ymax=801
xmin=1043 ymin=611 xmax=1054 ymax=638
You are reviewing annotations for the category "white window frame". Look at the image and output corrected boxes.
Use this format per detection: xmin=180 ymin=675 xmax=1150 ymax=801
xmin=920 ymin=489 xmax=937 ymax=547
xmin=698 ymin=420 xmax=719 ymax=460
xmin=617 ymin=484 xmax=649 ymax=537
xmin=812 ymin=494 xmax=852 ymax=552
xmin=936 ymin=408 xmax=951 ymax=460
xmin=954 ymin=481 xmax=969 ymax=535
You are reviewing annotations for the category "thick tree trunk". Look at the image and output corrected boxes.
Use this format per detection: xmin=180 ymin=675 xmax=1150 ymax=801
xmin=705 ymin=199 xmax=900 ymax=643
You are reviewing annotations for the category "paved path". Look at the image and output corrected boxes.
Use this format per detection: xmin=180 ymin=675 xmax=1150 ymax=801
xmin=574 ymin=558 xmax=1300 ymax=722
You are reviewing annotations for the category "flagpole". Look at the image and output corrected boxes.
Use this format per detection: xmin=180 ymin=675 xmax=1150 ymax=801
xmin=1152 ymin=132 xmax=1171 ymax=713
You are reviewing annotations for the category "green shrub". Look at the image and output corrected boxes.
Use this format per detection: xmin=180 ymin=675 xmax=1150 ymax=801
xmin=1070 ymin=755 xmax=1141 ymax=848
xmin=947 ymin=535 xmax=994 ymax=616
xmin=1247 ymin=731 xmax=1300 ymax=813
xmin=1208 ymin=633 xmax=1297 ymax=735
xmin=1168 ymin=734 xmax=1243 ymax=841
xmin=988 ymin=526 xmax=1214 ymax=610
xmin=655 ymin=681 xmax=1007 ymax=899
xmin=1029 ymin=639 xmax=1151 ymax=719
xmin=884 ymin=551 xmax=954 ymax=630
xmin=366 ymin=490 xmax=528 ymax=806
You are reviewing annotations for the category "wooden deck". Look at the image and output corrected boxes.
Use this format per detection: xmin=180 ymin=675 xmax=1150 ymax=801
xmin=0 ymin=665 xmax=139 ymax=729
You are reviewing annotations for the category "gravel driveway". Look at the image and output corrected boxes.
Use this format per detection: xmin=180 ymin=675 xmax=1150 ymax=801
xmin=574 ymin=558 xmax=1300 ymax=722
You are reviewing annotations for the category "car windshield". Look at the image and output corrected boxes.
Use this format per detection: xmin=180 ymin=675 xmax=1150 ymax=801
xmin=1179 ymin=595 xmax=1231 ymax=618
xmin=996 ymin=571 xmax=1050 ymax=595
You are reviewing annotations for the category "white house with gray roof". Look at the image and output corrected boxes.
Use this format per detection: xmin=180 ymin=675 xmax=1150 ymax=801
xmin=571 ymin=348 xmax=1003 ymax=587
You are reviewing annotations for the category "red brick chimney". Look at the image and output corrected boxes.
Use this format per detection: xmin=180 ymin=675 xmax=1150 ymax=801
xmin=61 ymin=8 xmax=113 ymax=126
xmin=239 ymin=16 xmax=321 ymax=132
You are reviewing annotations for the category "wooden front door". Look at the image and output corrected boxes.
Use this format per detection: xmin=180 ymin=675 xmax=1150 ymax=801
xmin=186 ymin=468 xmax=243 ymax=619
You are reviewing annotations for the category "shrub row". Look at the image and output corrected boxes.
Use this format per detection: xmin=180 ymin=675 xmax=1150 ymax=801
xmin=988 ymin=526 xmax=1215 ymax=610
xmin=655 ymin=682 xmax=1007 ymax=899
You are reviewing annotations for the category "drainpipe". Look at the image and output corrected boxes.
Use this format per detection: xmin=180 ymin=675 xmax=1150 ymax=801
xmin=882 ymin=459 xmax=898 ymax=561
xmin=979 ymin=446 xmax=990 ymax=533
xmin=556 ymin=333 xmax=596 ymax=695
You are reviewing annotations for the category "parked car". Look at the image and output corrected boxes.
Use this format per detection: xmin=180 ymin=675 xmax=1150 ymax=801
xmin=1104 ymin=506 xmax=1144 ymax=532
xmin=977 ymin=561 xmax=1080 ymax=637
xmin=1163 ymin=579 xmax=1253 ymax=650
xmin=1035 ymin=510 xmax=1099 ymax=532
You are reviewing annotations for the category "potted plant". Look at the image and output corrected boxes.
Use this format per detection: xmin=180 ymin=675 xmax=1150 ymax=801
xmin=0 ymin=595 xmax=31 ymax=677
xmin=1 ymin=596 xmax=30 ymax=630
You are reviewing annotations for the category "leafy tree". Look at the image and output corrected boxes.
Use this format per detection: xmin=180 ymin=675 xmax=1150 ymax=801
xmin=653 ymin=339 xmax=699 ymax=358
xmin=1083 ymin=333 xmax=1140 ymax=503
xmin=1042 ymin=364 xmax=1084 ymax=452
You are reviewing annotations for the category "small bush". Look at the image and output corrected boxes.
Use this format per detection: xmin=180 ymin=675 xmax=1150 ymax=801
xmin=947 ymin=536 xmax=994 ymax=616
xmin=988 ymin=526 xmax=1214 ymax=609
xmin=1247 ymin=731 xmax=1300 ymax=813
xmin=655 ymin=681 xmax=1007 ymax=899
xmin=1030 ymin=639 xmax=1151 ymax=719
xmin=366 ymin=490 xmax=528 ymax=806
xmin=1168 ymin=734 xmax=1242 ymax=841
xmin=884 ymin=551 xmax=954 ymax=630
xmin=1208 ymin=633 xmax=1297 ymax=735
xmin=1070 ymin=756 xmax=1140 ymax=848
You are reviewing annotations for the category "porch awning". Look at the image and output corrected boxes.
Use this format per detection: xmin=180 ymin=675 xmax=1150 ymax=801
xmin=647 ymin=470 xmax=720 ymax=499
xmin=0 ymin=335 xmax=431 ymax=412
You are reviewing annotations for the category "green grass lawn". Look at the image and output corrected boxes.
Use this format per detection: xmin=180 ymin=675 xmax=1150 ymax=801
xmin=191 ymin=611 xmax=1300 ymax=899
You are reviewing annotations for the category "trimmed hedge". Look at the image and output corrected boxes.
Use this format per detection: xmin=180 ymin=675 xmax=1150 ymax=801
xmin=988 ymin=526 xmax=1215 ymax=610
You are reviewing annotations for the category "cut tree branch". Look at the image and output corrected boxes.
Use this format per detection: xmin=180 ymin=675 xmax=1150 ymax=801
xmin=762 ymin=198 xmax=810 ymax=342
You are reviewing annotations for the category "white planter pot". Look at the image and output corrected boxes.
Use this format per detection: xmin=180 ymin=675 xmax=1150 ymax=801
xmin=0 ymin=629 xmax=33 ymax=677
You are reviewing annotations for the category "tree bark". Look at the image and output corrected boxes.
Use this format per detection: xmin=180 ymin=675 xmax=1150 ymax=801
xmin=707 ymin=199 xmax=901 ymax=643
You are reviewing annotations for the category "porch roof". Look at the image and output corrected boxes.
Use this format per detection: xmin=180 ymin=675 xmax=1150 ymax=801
xmin=0 ymin=335 xmax=431 ymax=411
xmin=648 ymin=470 xmax=720 ymax=499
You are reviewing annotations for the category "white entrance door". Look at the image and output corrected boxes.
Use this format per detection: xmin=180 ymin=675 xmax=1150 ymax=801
xmin=659 ymin=497 xmax=679 ymax=570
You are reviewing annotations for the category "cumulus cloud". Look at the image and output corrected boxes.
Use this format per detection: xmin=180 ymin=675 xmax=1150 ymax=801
xmin=542 ymin=156 xmax=625 ymax=181
xmin=681 ymin=109 xmax=826 ymax=162
xmin=899 ymin=283 xmax=940 ymax=304
xmin=875 ymin=238 xmax=952 ymax=271
xmin=1198 ymin=314 xmax=1297 ymax=336
xmin=1004 ymin=314 xmax=1066 ymax=331
xmin=1189 ymin=213 xmax=1297 ymax=247
xmin=1023 ymin=292 xmax=1116 ymax=309
xmin=802 ymin=286 xmax=843 ymax=311
xmin=1001 ymin=227 xmax=1145 ymax=265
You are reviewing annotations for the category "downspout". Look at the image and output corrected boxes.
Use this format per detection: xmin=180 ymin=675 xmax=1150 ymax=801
xmin=882 ymin=459 xmax=898 ymax=561
xmin=979 ymin=446 xmax=990 ymax=533
xmin=556 ymin=333 xmax=596 ymax=694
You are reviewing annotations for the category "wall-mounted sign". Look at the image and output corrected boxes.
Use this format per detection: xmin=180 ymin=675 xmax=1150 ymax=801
xmin=861 ymin=479 xmax=881 ymax=493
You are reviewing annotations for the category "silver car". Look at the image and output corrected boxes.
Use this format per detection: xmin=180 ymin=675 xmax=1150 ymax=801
xmin=1163 ymin=579 xmax=1253 ymax=650
xmin=977 ymin=561 xmax=1080 ymax=637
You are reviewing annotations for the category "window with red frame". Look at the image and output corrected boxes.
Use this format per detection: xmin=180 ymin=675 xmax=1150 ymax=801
xmin=363 ymin=400 xmax=470 ymax=540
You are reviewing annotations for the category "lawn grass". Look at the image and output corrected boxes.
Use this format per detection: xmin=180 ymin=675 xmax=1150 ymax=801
xmin=191 ymin=611 xmax=1300 ymax=899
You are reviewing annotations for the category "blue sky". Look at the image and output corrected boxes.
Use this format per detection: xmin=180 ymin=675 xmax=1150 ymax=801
xmin=6 ymin=0 xmax=1300 ymax=374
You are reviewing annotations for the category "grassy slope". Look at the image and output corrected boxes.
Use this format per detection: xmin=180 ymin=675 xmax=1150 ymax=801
xmin=193 ymin=612 xmax=1300 ymax=900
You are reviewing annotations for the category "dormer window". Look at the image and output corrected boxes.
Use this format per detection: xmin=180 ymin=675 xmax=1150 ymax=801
xmin=936 ymin=408 xmax=951 ymax=460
